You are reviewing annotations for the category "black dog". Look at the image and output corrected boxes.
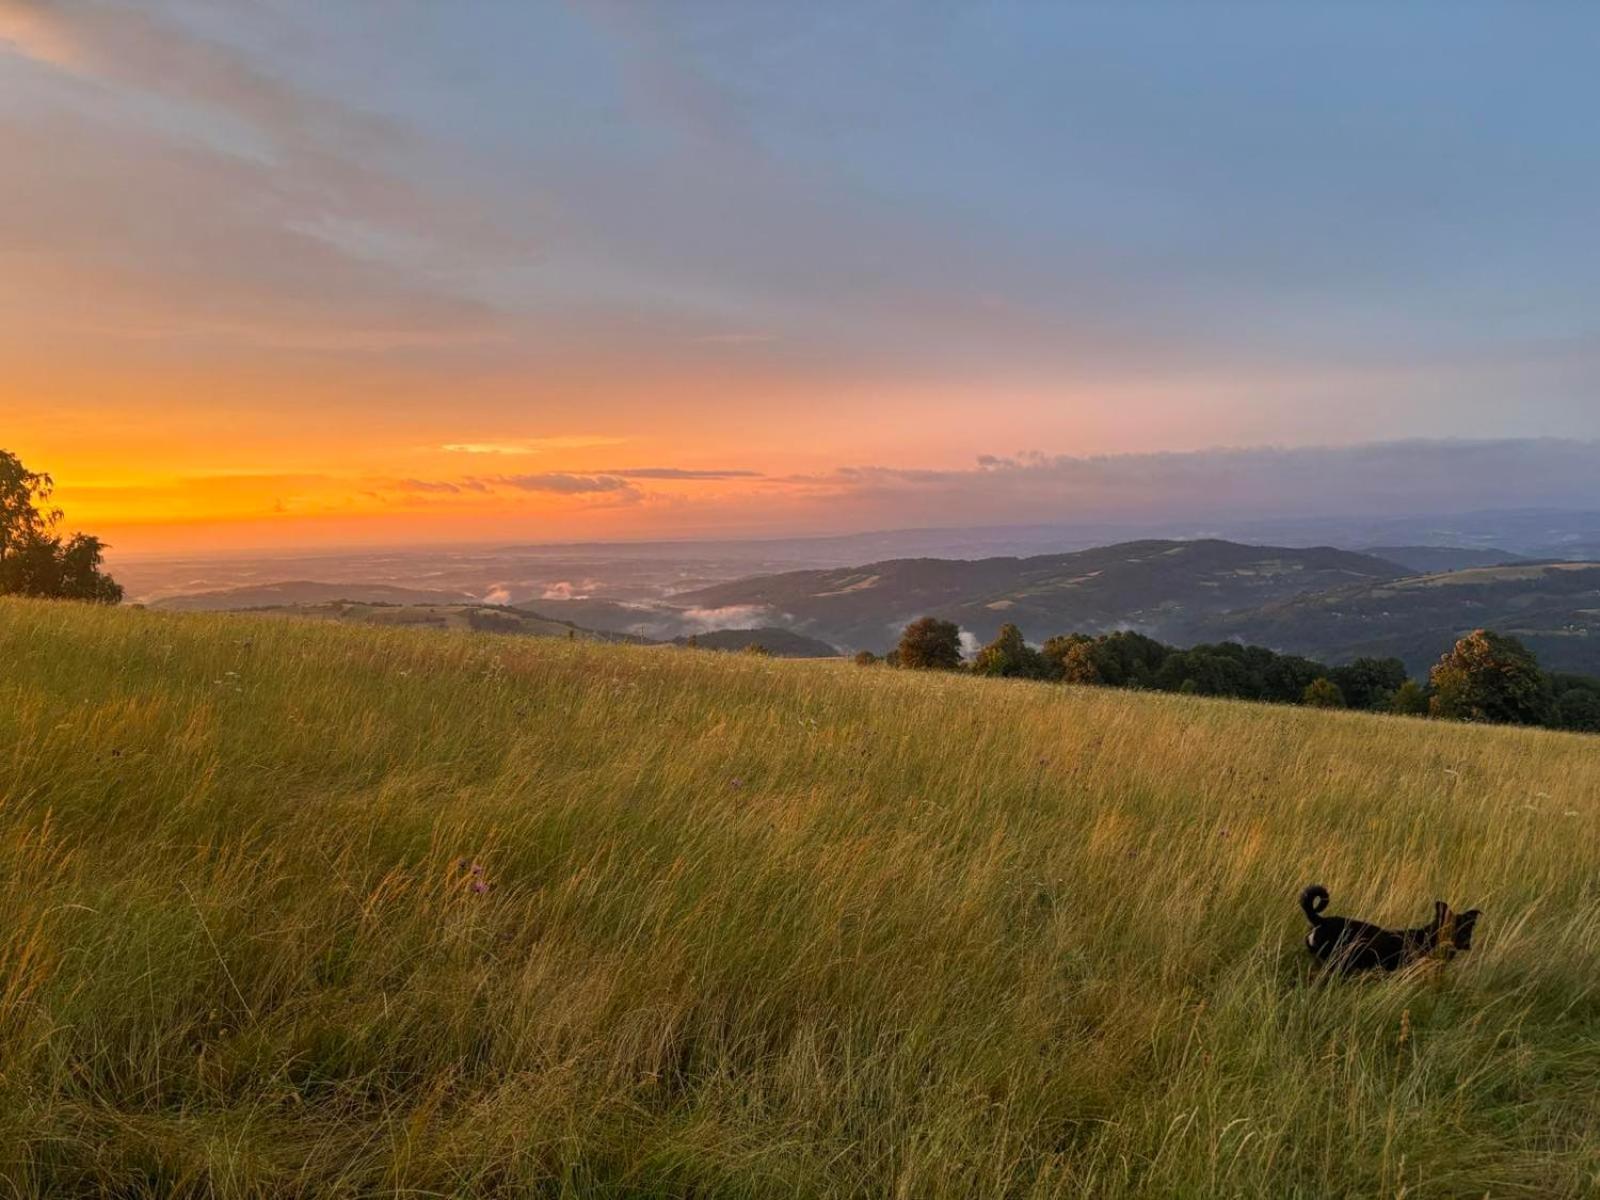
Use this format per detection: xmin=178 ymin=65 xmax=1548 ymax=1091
xmin=1301 ymin=885 xmax=1480 ymax=973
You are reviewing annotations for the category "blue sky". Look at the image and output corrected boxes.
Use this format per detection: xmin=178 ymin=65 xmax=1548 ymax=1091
xmin=3 ymin=2 xmax=1599 ymax=547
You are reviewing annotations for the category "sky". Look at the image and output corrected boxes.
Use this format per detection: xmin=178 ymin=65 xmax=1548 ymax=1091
xmin=2 ymin=1 xmax=1599 ymax=553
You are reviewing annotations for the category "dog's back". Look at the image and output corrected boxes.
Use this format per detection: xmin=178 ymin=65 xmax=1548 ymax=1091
xmin=1300 ymin=886 xmax=1479 ymax=973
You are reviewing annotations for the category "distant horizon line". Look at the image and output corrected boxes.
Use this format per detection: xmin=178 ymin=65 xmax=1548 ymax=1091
xmin=102 ymin=503 xmax=1600 ymax=564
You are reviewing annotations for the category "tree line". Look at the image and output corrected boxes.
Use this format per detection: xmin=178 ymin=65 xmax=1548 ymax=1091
xmin=855 ymin=616 xmax=1600 ymax=734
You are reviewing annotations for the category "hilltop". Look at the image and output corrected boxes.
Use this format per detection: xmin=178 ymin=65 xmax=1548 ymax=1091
xmin=147 ymin=594 xmax=839 ymax=657
xmin=678 ymin=539 xmax=1407 ymax=650
xmin=2 ymin=596 xmax=1598 ymax=1195
xmin=165 ymin=598 xmax=647 ymax=643
xmin=148 ymin=580 xmax=480 ymax=610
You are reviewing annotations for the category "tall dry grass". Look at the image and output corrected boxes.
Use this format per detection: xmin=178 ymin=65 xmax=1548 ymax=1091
xmin=1 ymin=596 xmax=1598 ymax=1197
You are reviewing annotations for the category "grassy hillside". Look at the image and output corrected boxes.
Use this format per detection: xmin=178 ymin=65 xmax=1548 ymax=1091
xmin=2 ymin=598 xmax=1599 ymax=1197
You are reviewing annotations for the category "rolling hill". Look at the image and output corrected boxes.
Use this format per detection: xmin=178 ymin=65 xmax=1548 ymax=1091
xmin=149 ymin=580 xmax=479 ymax=610
xmin=149 ymin=598 xmax=840 ymax=658
xmin=1204 ymin=560 xmax=1600 ymax=675
xmin=678 ymin=539 xmax=1407 ymax=650
xmin=202 ymin=600 xmax=648 ymax=642
xmin=2 ymin=597 xmax=1597 ymax=1195
xmin=1358 ymin=545 xmax=1526 ymax=573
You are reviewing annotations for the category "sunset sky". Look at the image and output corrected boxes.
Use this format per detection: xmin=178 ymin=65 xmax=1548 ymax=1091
xmin=3 ymin=2 xmax=1599 ymax=553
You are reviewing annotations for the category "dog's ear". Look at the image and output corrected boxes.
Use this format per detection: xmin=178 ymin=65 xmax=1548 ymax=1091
xmin=1453 ymin=909 xmax=1481 ymax=950
xmin=1433 ymin=900 xmax=1450 ymax=927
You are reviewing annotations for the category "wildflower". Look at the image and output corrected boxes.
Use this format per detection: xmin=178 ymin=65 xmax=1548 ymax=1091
xmin=471 ymin=879 xmax=489 ymax=895
xmin=730 ymin=778 xmax=744 ymax=789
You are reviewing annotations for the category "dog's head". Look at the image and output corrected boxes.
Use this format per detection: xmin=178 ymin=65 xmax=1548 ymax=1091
xmin=1432 ymin=900 xmax=1482 ymax=954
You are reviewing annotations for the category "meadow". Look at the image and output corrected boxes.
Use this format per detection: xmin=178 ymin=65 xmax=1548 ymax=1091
xmin=1 ymin=597 xmax=1598 ymax=1198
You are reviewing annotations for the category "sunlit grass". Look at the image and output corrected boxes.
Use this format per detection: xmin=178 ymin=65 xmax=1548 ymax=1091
xmin=2 ymin=596 xmax=1598 ymax=1197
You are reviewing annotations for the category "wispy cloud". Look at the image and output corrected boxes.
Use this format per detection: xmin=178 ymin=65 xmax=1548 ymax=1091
xmin=395 ymin=478 xmax=489 ymax=495
xmin=487 ymin=472 xmax=638 ymax=496
xmin=439 ymin=437 xmax=626 ymax=455
xmin=601 ymin=467 xmax=763 ymax=480
xmin=0 ymin=1 xmax=525 ymax=355
xmin=782 ymin=440 xmax=1600 ymax=524
xmin=0 ymin=2 xmax=84 ymax=69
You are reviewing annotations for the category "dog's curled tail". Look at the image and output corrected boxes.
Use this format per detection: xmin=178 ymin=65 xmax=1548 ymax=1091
xmin=1300 ymin=885 xmax=1330 ymax=924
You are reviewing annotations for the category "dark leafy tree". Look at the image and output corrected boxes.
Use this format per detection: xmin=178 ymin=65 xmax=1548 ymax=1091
xmin=973 ymin=623 xmax=1050 ymax=679
xmin=1330 ymin=657 xmax=1409 ymax=711
xmin=1045 ymin=630 xmax=1176 ymax=688
xmin=896 ymin=616 xmax=963 ymax=670
xmin=1429 ymin=629 xmax=1553 ymax=726
xmin=1157 ymin=646 xmax=1255 ymax=698
xmin=1262 ymin=654 xmax=1327 ymax=704
xmin=0 ymin=450 xmax=122 ymax=603
xmin=1551 ymin=674 xmax=1600 ymax=733
xmin=853 ymin=650 xmax=880 ymax=667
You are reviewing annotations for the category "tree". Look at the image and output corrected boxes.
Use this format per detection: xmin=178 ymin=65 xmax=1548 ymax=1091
xmin=1156 ymin=646 xmax=1253 ymax=698
xmin=1057 ymin=639 xmax=1103 ymax=685
xmin=1302 ymin=677 xmax=1346 ymax=708
xmin=853 ymin=650 xmax=880 ymax=667
xmin=1555 ymin=688 xmax=1600 ymax=733
xmin=972 ymin=622 xmax=1049 ymax=679
xmin=0 ymin=450 xmax=122 ymax=603
xmin=1042 ymin=633 xmax=1096 ymax=682
xmin=1095 ymin=631 xmax=1171 ymax=687
xmin=1262 ymin=654 xmax=1327 ymax=705
xmin=1429 ymin=629 xmax=1553 ymax=726
xmin=1552 ymin=674 xmax=1600 ymax=733
xmin=1389 ymin=679 xmax=1429 ymax=716
xmin=1330 ymin=657 xmax=1409 ymax=711
xmin=896 ymin=616 xmax=962 ymax=670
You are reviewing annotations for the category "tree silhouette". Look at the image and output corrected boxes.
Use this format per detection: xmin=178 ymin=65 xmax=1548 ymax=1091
xmin=0 ymin=450 xmax=122 ymax=603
